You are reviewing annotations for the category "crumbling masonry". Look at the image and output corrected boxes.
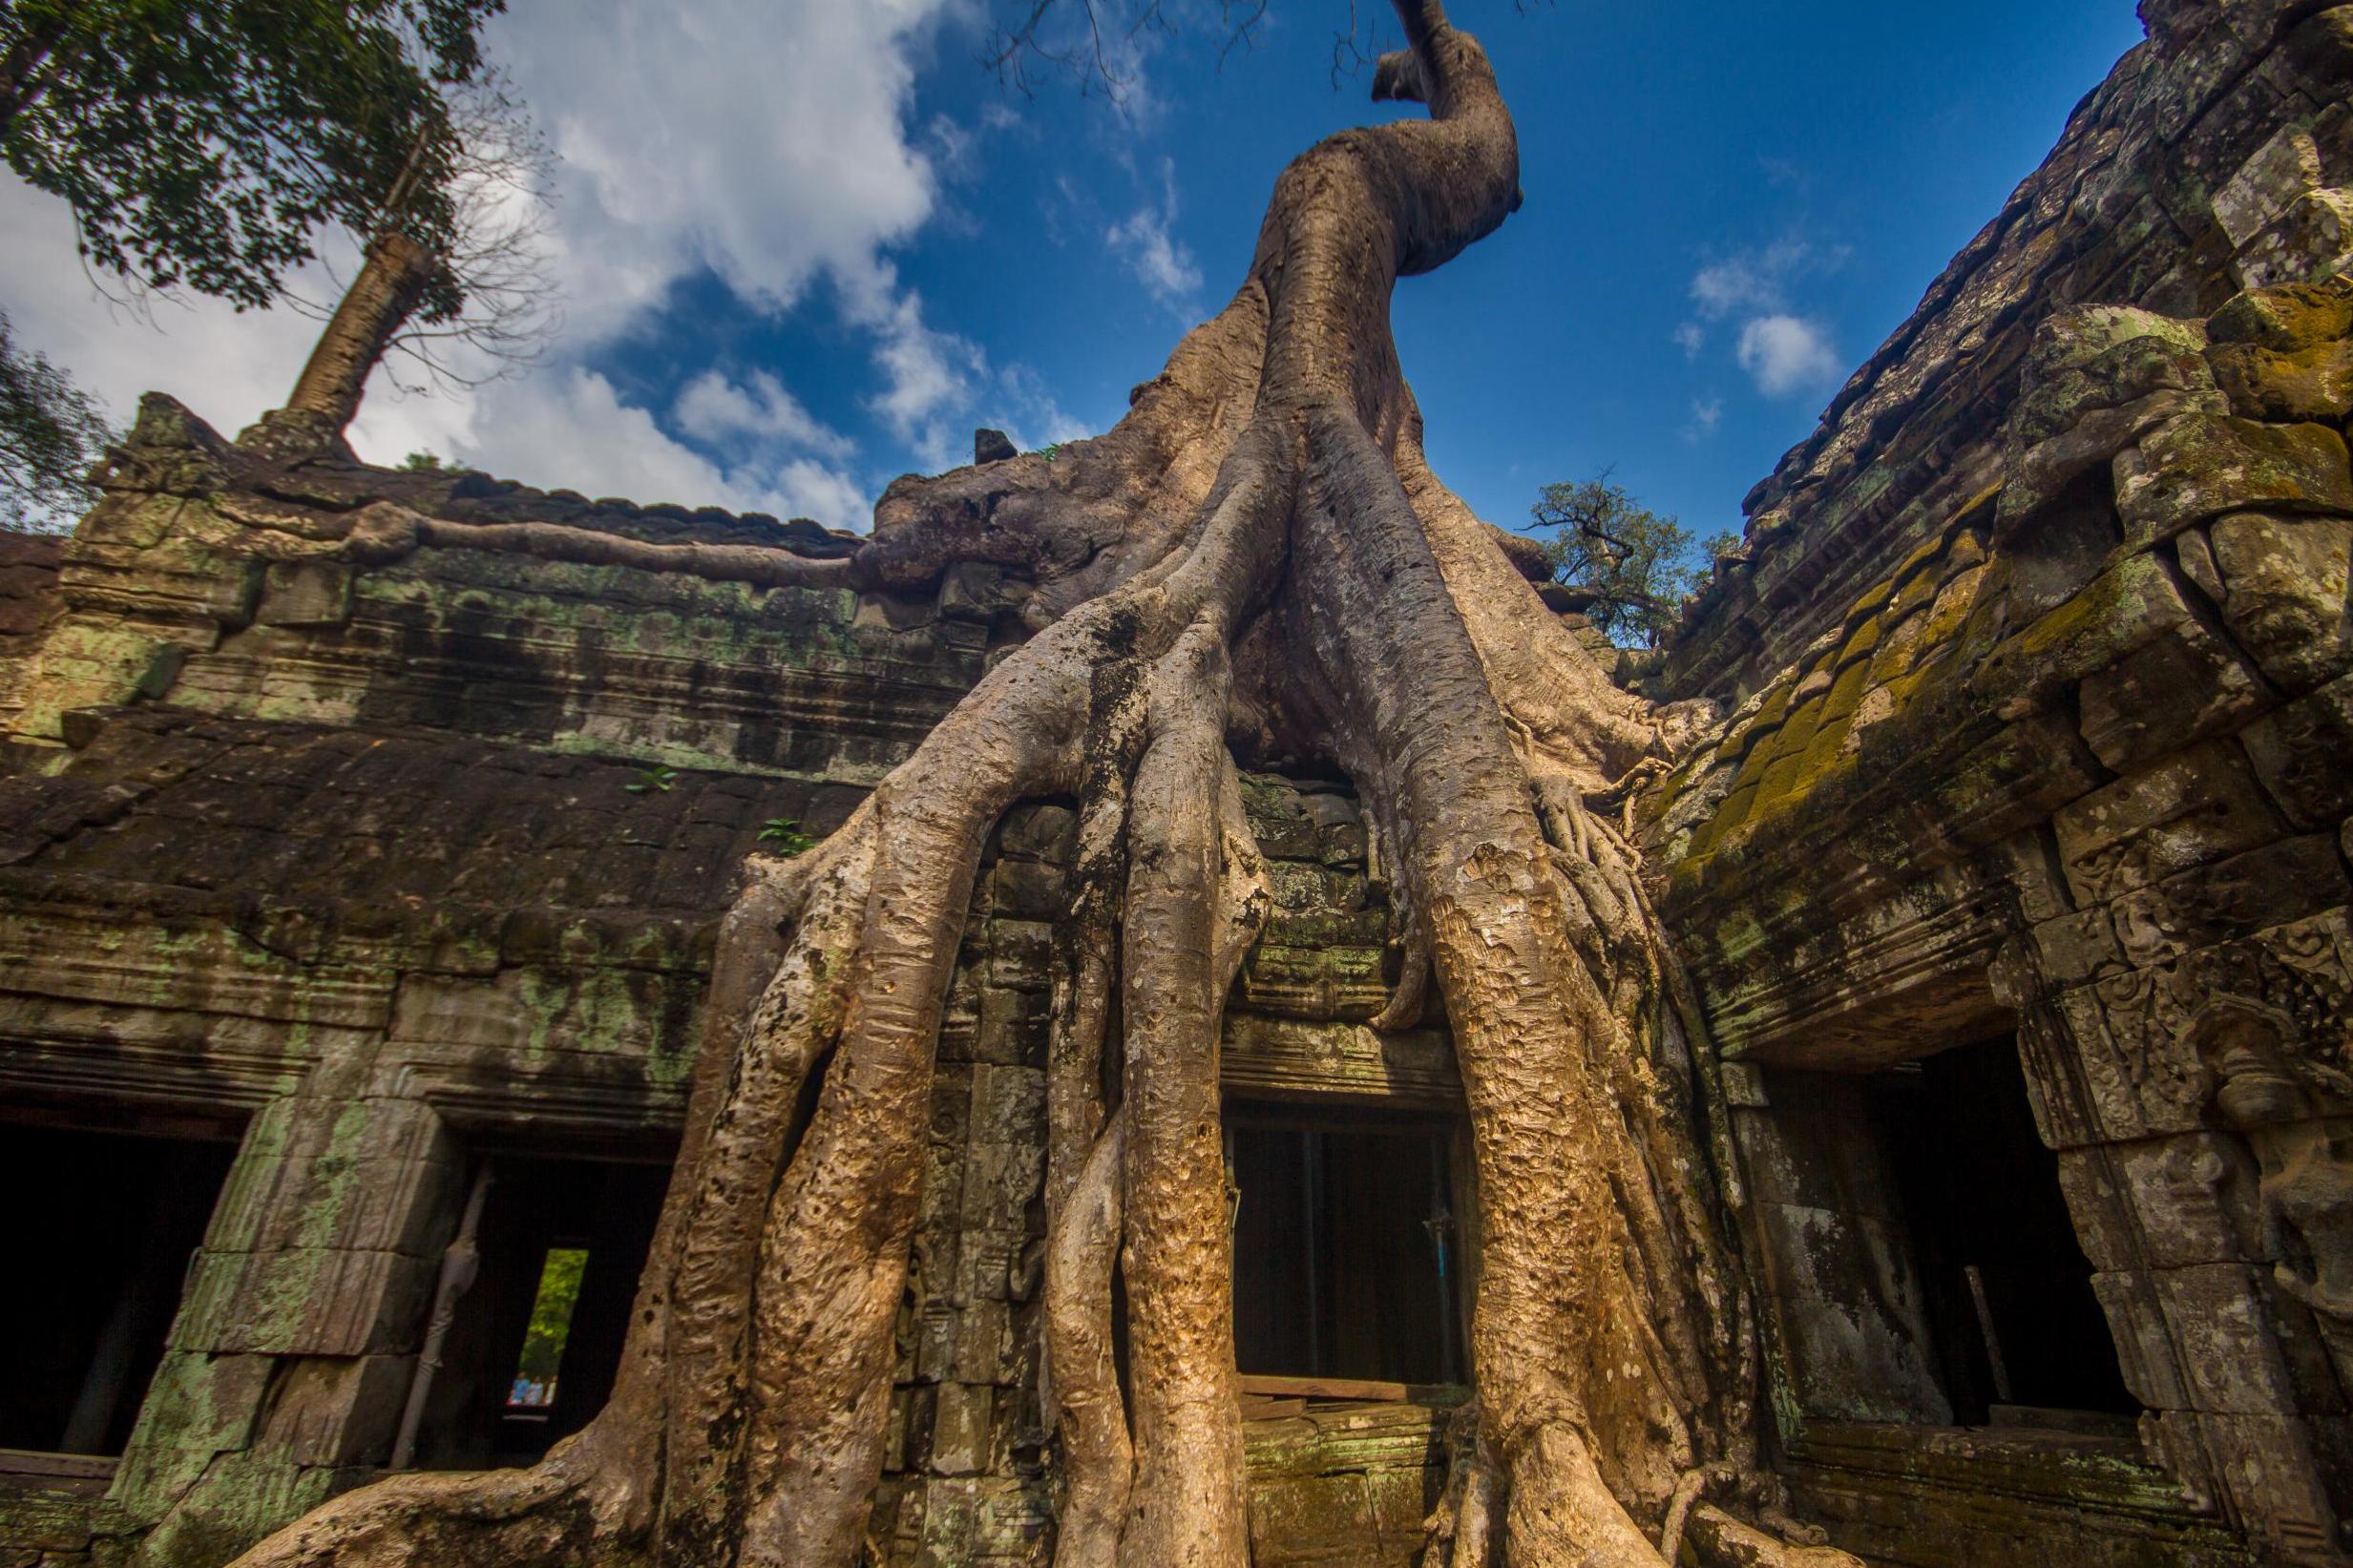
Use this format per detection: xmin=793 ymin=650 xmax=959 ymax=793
xmin=3 ymin=1 xmax=2352 ymax=1563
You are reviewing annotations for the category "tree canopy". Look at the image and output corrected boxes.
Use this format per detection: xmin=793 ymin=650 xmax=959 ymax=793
xmin=0 ymin=0 xmax=503 ymax=321
xmin=0 ymin=311 xmax=107 ymax=530
xmin=1528 ymin=472 xmax=1737 ymax=648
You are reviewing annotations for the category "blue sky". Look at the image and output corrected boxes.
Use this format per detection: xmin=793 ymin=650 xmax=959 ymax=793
xmin=4 ymin=1 xmax=2149 ymax=539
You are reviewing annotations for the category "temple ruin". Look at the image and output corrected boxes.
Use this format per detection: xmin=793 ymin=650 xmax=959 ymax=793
xmin=2 ymin=0 xmax=2351 ymax=1562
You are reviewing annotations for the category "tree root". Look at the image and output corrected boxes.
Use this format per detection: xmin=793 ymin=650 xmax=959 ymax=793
xmin=222 ymin=6 xmax=1866 ymax=1567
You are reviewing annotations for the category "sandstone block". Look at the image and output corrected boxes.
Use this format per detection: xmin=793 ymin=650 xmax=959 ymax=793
xmin=2195 ymin=1412 xmax=2342 ymax=1561
xmin=2111 ymin=833 xmax=2351 ymax=965
xmin=930 ymin=1062 xmax=973 ymax=1145
xmin=2050 ymin=982 xmax=2206 ymax=1144
xmin=967 ymin=1063 xmax=1044 ymax=1145
xmin=2157 ymin=1263 xmax=2303 ymax=1415
xmin=909 ymin=1228 xmax=959 ymax=1305
xmin=952 ymin=1297 xmax=1014 ymax=1386
xmin=2032 ymin=906 xmax=2127 ymax=984
xmin=2112 ymin=415 xmax=2353 ymax=546
xmin=256 ymin=560 xmax=353 ymax=627
xmin=2205 ymin=512 xmax=2352 ymax=691
xmin=2208 ymin=335 xmax=2353 ymax=423
xmin=2207 ymin=275 xmax=2353 ymax=354
xmin=2051 ymin=739 xmax=2285 ymax=903
xmin=996 ymin=802 xmax=1076 ymax=863
xmin=2074 ymin=612 xmax=2270 ymax=772
xmin=913 ymin=1299 xmax=957 ymax=1384
xmin=2240 ymin=669 xmax=2353 ymax=826
xmin=2090 ymin=1267 xmax=2191 ymax=1409
xmin=983 ymin=920 xmax=1052 ymax=992
xmin=928 ymin=1384 xmax=992 ymax=1476
xmin=2107 ymin=1133 xmax=2263 ymax=1269
xmin=1971 ymin=551 xmax=2190 ymax=715
xmin=974 ymin=985 xmax=1046 ymax=1066
xmin=918 ymin=1142 xmax=966 ymax=1230
xmin=260 ymin=1353 xmax=413 ymax=1466
xmin=2055 ymin=1146 xmax=2138 ymax=1273
xmin=987 ymin=857 xmax=1065 ymax=921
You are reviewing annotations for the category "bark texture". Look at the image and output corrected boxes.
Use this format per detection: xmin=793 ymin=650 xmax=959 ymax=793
xmin=224 ymin=6 xmax=1855 ymax=1564
xmin=273 ymin=229 xmax=438 ymax=440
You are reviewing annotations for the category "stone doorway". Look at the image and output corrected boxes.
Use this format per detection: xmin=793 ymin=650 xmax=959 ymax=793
xmin=407 ymin=1152 xmax=668 ymax=1470
xmin=0 ymin=1120 xmax=239 ymax=1458
xmin=1867 ymin=1036 xmax=2135 ymax=1427
xmin=1225 ymin=1102 xmax=1468 ymax=1391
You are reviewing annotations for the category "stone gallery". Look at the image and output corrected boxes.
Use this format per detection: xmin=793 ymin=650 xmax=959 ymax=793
xmin=1 ymin=0 xmax=2351 ymax=1564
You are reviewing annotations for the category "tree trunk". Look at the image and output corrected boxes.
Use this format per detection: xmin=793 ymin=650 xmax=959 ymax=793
xmin=221 ymin=5 xmax=1859 ymax=1566
xmin=253 ymin=229 xmax=437 ymax=450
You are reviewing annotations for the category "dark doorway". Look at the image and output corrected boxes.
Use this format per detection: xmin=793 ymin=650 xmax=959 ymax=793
xmin=0 ymin=1124 xmax=238 ymax=1456
xmin=1870 ymin=1036 xmax=2136 ymax=1423
xmin=1226 ymin=1104 xmax=1465 ymax=1387
xmin=411 ymin=1154 xmax=667 ymax=1469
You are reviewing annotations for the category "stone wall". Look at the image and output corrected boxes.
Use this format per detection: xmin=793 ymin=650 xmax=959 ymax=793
xmin=0 ymin=407 xmax=1458 ymax=1566
xmin=1638 ymin=4 xmax=2353 ymax=1564
xmin=0 ymin=404 xmax=993 ymax=1566
xmin=1658 ymin=0 xmax=2353 ymax=705
xmin=1 ymin=5 xmax=2347 ymax=1567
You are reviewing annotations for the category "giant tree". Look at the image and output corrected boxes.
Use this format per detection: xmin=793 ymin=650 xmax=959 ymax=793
xmin=225 ymin=4 xmax=1854 ymax=1564
xmin=1 ymin=0 xmax=497 ymax=307
xmin=1 ymin=0 xmax=542 ymax=447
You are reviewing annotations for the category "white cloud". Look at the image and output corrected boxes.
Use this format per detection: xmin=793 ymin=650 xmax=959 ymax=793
xmin=673 ymin=368 xmax=851 ymax=458
xmin=1675 ymin=235 xmax=1851 ymax=401
xmin=1105 ymin=157 xmax=1202 ymax=316
xmin=458 ymin=368 xmax=869 ymax=528
xmin=1688 ymin=237 xmax=1815 ymax=322
xmin=0 ymin=0 xmax=1023 ymax=514
xmin=848 ymin=275 xmax=985 ymax=470
xmin=989 ymin=364 xmax=1092 ymax=451
xmin=1684 ymin=395 xmax=1724 ymax=441
xmin=0 ymin=173 xmax=342 ymax=444
xmin=1735 ymin=315 xmax=1840 ymax=397
xmin=504 ymin=0 xmax=952 ymax=337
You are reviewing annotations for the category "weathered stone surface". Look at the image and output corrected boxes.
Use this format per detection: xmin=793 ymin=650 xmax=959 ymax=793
xmin=2240 ymin=669 xmax=2353 ymax=826
xmin=2112 ymin=415 xmax=2353 ymax=548
xmin=2074 ymin=613 xmax=2273 ymax=771
xmin=2203 ymin=512 xmax=2353 ymax=691
xmin=2000 ymin=306 xmax=2225 ymax=533
xmin=2052 ymin=740 xmax=2285 ymax=904
xmin=9 ymin=7 xmax=2353 ymax=1568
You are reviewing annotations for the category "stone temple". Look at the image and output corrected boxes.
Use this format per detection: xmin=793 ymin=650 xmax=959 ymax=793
xmin=3 ymin=2 xmax=2352 ymax=1563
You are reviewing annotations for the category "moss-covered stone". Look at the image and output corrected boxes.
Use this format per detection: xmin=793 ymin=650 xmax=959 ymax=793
xmin=2113 ymin=413 xmax=2353 ymax=546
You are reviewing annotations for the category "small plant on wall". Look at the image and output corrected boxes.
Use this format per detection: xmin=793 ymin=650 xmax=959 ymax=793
xmin=758 ymin=817 xmax=815 ymax=855
xmin=624 ymin=764 xmax=680 ymax=795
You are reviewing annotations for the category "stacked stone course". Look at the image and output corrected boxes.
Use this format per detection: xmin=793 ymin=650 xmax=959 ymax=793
xmin=2 ymin=1 xmax=2351 ymax=1564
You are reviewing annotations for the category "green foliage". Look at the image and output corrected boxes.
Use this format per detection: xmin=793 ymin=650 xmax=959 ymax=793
xmin=1034 ymin=442 xmax=1061 ymax=462
xmin=623 ymin=764 xmax=679 ymax=795
xmin=758 ymin=817 xmax=816 ymax=855
xmin=0 ymin=310 xmax=109 ymax=531
xmin=514 ymin=1245 xmax=585 ymax=1392
xmin=0 ymin=0 xmax=503 ymax=320
xmin=1526 ymin=472 xmax=1736 ymax=648
xmin=400 ymin=449 xmax=447 ymax=470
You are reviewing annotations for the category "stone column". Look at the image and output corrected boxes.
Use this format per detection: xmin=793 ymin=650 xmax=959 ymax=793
xmin=108 ymin=1052 xmax=467 ymax=1566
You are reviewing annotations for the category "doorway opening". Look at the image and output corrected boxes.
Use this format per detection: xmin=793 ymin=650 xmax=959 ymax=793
xmin=1226 ymin=1101 xmax=1466 ymax=1390
xmin=1868 ymin=1036 xmax=2135 ymax=1425
xmin=0 ymin=1122 xmax=239 ymax=1457
xmin=410 ymin=1153 xmax=667 ymax=1469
